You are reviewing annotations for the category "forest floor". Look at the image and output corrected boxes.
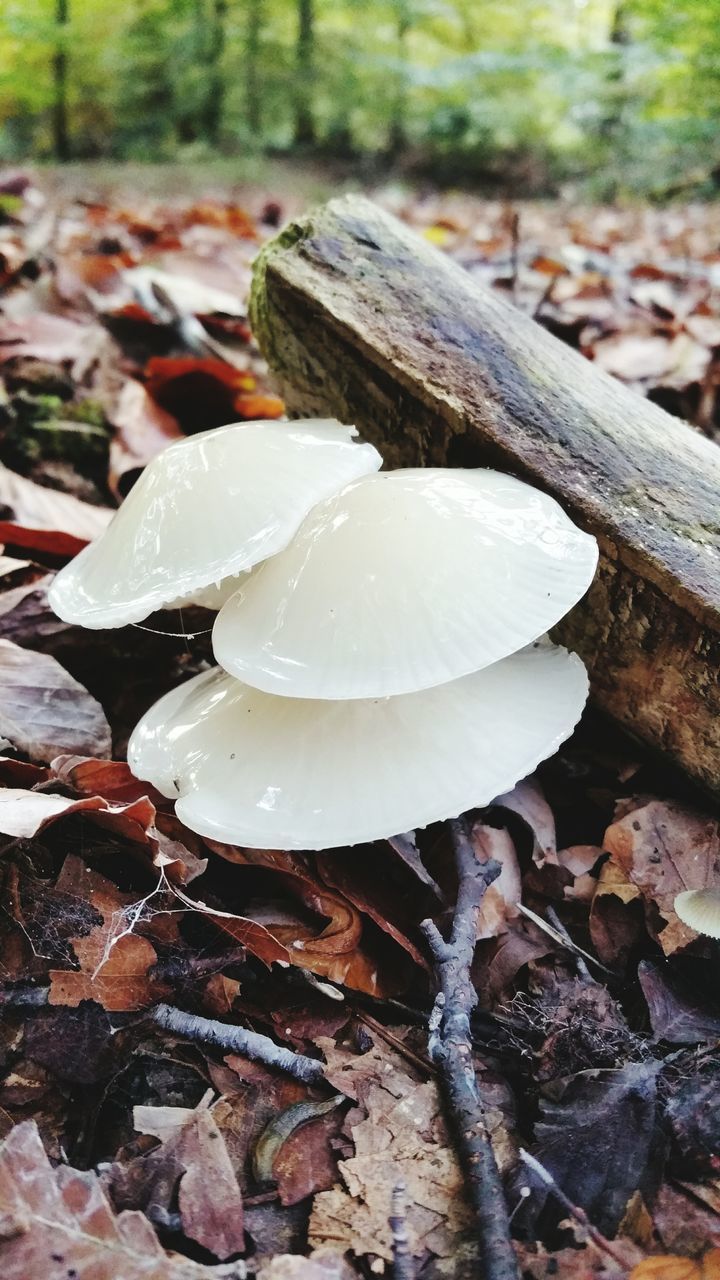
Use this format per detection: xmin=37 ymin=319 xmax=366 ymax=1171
xmin=0 ymin=167 xmax=718 ymax=1280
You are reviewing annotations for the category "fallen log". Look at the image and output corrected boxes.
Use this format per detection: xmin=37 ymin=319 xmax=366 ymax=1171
xmin=250 ymin=194 xmax=720 ymax=793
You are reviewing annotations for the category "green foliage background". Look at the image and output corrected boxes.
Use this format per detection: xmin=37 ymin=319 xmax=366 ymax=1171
xmin=1 ymin=0 xmax=719 ymax=197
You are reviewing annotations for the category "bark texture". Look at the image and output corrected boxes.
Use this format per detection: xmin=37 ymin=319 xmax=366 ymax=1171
xmin=250 ymin=194 xmax=720 ymax=793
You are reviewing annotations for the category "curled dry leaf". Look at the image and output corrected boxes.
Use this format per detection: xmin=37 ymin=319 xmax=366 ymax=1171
xmin=471 ymin=823 xmax=522 ymax=940
xmin=0 ymin=1119 xmax=240 ymax=1280
xmin=492 ymin=776 xmax=558 ymax=866
xmin=0 ymin=638 xmax=111 ymax=762
xmin=206 ymin=842 xmax=407 ymax=995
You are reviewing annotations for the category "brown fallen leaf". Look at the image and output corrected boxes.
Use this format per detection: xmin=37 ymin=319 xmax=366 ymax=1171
xmin=49 ymin=927 xmax=161 ymax=1011
xmin=0 ymin=1119 xmax=239 ymax=1279
xmin=134 ymin=1098 xmax=245 ymax=1259
xmin=601 ymin=800 xmax=720 ymax=954
xmin=631 ymin=1251 xmax=720 ymax=1280
xmin=517 ymin=1238 xmax=643 ymax=1280
xmin=47 ymin=856 xmax=168 ymax=1012
xmin=207 ymin=842 xmax=408 ymax=994
xmin=0 ymin=786 xmax=206 ymax=883
xmin=0 ymin=638 xmax=111 ymax=761
xmin=309 ymin=1037 xmax=475 ymax=1267
xmin=0 ymin=464 xmax=112 ymax=557
xmin=51 ymin=754 xmax=168 ymax=805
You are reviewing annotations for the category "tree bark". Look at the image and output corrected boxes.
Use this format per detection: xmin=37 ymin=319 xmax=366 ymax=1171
xmin=245 ymin=0 xmax=263 ymax=137
xmin=204 ymin=0 xmax=228 ymax=146
xmin=387 ymin=0 xmax=411 ymax=156
xmin=52 ymin=0 xmax=70 ymax=162
xmin=250 ymin=194 xmax=720 ymax=794
xmin=294 ymin=0 xmax=316 ymax=146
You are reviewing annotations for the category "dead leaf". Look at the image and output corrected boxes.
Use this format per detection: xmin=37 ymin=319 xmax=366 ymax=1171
xmin=0 ymin=312 xmax=105 ymax=371
xmin=602 ymin=800 xmax=720 ymax=954
xmin=638 ymin=961 xmax=720 ymax=1044
xmin=492 ymin=776 xmax=558 ymax=866
xmin=471 ymin=823 xmax=522 ymax=939
xmin=309 ymin=1037 xmax=475 ymax=1267
xmin=108 ymin=378 xmax=182 ymax=497
xmin=49 ymin=928 xmax=161 ymax=1011
xmin=134 ymin=1101 xmax=245 ymax=1259
xmin=0 ymin=1119 xmax=235 ymax=1279
xmin=0 ymin=638 xmax=111 ymax=761
xmin=0 ymin=465 xmax=112 ymax=557
xmin=257 ymin=1253 xmax=356 ymax=1280
xmin=521 ymin=1060 xmax=661 ymax=1237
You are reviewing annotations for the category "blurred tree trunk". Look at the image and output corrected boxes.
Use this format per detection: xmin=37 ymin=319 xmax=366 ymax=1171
xmin=387 ymin=0 xmax=410 ymax=156
xmin=246 ymin=0 xmax=263 ymax=135
xmin=294 ymin=0 xmax=316 ymax=146
xmin=600 ymin=0 xmax=630 ymax=139
xmin=52 ymin=0 xmax=70 ymax=161
xmin=204 ymin=0 xmax=228 ymax=145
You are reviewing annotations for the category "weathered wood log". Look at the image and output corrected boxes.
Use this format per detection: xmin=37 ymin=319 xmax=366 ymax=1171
xmin=250 ymin=194 xmax=720 ymax=793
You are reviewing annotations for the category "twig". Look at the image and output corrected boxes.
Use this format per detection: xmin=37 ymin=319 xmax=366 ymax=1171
xmin=390 ymin=1180 xmax=416 ymax=1280
xmin=151 ymin=1003 xmax=326 ymax=1085
xmin=514 ymin=902 xmax=612 ymax=977
xmin=518 ymin=1149 xmax=629 ymax=1267
xmin=544 ymin=905 xmax=594 ymax=982
xmin=420 ymin=817 xmax=519 ymax=1280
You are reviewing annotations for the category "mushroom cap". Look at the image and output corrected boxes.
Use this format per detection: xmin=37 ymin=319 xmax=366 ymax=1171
xmin=674 ymin=889 xmax=720 ymax=939
xmin=213 ymin=468 xmax=598 ymax=699
xmin=127 ymin=640 xmax=589 ymax=850
xmin=48 ymin=419 xmax=382 ymax=629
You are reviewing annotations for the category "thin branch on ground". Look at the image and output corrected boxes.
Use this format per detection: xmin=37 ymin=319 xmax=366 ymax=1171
xmin=515 ymin=901 xmax=612 ymax=977
xmin=151 ymin=1003 xmax=326 ymax=1085
xmin=420 ymin=816 xmax=519 ymax=1280
xmin=544 ymin=905 xmax=595 ymax=982
xmin=518 ymin=1149 xmax=630 ymax=1267
xmin=389 ymin=1180 xmax=416 ymax=1280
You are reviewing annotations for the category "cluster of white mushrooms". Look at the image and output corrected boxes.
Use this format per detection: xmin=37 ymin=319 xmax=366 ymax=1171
xmin=50 ymin=418 xmax=600 ymax=852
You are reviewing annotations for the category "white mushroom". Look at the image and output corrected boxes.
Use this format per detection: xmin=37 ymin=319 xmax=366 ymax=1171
xmin=48 ymin=419 xmax=382 ymax=629
xmin=212 ymin=468 xmax=598 ymax=699
xmin=674 ymin=889 xmax=720 ymax=939
xmin=127 ymin=640 xmax=589 ymax=850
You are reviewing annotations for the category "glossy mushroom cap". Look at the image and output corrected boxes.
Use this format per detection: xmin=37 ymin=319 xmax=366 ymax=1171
xmin=48 ymin=419 xmax=382 ymax=629
xmin=213 ymin=468 xmax=598 ymax=699
xmin=674 ymin=889 xmax=720 ymax=939
xmin=128 ymin=640 xmax=589 ymax=850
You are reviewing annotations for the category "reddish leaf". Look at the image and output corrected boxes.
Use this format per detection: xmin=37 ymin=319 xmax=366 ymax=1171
xmin=0 ymin=466 xmax=112 ymax=558
xmin=0 ymin=1120 xmax=224 ymax=1279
